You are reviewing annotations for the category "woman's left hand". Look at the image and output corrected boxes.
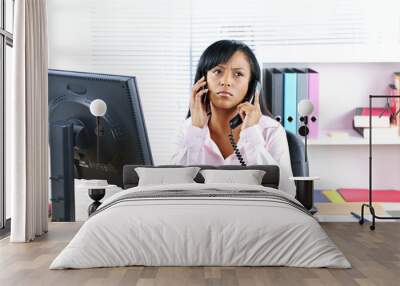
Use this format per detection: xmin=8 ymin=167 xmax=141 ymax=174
xmin=237 ymin=90 xmax=262 ymax=130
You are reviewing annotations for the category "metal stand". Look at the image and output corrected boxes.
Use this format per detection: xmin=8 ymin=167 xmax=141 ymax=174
xmin=351 ymin=95 xmax=400 ymax=230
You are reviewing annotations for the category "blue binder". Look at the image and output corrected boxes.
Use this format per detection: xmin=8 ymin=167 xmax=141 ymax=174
xmin=283 ymin=68 xmax=297 ymax=134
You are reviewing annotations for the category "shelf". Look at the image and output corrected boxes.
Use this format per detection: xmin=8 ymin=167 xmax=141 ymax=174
xmin=306 ymin=130 xmax=400 ymax=146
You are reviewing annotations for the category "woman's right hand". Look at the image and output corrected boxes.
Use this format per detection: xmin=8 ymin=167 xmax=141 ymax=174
xmin=190 ymin=75 xmax=209 ymax=128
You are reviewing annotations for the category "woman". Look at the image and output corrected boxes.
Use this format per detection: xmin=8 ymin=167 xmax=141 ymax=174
xmin=170 ymin=40 xmax=295 ymax=196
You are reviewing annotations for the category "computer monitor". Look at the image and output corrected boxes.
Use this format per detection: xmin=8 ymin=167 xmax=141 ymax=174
xmin=48 ymin=69 xmax=153 ymax=221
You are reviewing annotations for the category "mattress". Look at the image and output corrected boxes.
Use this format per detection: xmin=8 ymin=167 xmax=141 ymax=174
xmin=50 ymin=183 xmax=351 ymax=269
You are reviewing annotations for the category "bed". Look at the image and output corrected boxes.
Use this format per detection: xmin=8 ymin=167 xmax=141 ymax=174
xmin=49 ymin=165 xmax=351 ymax=269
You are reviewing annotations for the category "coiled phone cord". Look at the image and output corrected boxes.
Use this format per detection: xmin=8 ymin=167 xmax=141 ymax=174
xmin=229 ymin=128 xmax=246 ymax=166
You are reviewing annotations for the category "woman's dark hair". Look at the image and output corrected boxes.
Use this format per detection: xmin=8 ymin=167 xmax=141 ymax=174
xmin=186 ymin=39 xmax=270 ymax=118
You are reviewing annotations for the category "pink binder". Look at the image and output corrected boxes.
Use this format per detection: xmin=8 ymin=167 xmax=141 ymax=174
xmin=307 ymin=69 xmax=319 ymax=139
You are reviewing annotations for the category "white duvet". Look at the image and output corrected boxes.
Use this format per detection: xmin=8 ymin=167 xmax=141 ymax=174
xmin=50 ymin=183 xmax=351 ymax=269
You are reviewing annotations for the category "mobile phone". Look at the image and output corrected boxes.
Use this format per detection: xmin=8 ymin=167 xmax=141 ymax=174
xmin=202 ymin=74 xmax=208 ymax=104
xmin=229 ymin=81 xmax=261 ymax=129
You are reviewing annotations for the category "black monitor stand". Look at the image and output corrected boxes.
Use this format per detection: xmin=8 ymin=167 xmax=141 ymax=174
xmin=49 ymin=120 xmax=85 ymax=221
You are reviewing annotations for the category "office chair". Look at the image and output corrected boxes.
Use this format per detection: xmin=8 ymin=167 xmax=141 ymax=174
xmin=286 ymin=130 xmax=309 ymax=177
xmin=286 ymin=130 xmax=317 ymax=213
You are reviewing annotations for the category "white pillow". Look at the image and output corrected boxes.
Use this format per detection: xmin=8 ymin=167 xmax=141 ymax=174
xmin=135 ymin=167 xmax=201 ymax=186
xmin=200 ymin=169 xmax=266 ymax=185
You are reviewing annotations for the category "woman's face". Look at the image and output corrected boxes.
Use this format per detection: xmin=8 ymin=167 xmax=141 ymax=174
xmin=206 ymin=51 xmax=252 ymax=111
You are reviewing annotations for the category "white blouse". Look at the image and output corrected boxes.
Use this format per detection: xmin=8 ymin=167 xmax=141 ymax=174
xmin=170 ymin=115 xmax=296 ymax=197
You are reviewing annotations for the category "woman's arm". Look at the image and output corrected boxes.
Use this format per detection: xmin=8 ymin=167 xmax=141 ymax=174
xmin=170 ymin=120 xmax=208 ymax=165
xmin=238 ymin=124 xmax=296 ymax=197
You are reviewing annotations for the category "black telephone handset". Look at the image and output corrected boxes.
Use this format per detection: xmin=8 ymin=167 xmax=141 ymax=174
xmin=228 ymin=81 xmax=262 ymax=167
xmin=229 ymin=81 xmax=261 ymax=129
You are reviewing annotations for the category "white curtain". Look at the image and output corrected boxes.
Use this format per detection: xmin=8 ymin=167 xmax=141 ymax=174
xmin=9 ymin=0 xmax=49 ymax=242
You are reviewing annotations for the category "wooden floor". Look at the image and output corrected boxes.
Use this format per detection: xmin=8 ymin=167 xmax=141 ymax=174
xmin=0 ymin=222 xmax=399 ymax=286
